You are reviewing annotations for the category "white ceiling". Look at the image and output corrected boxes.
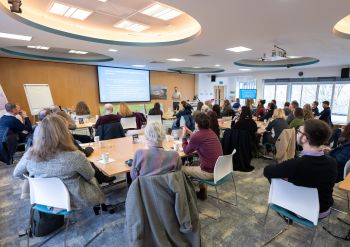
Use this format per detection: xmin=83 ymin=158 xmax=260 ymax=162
xmin=0 ymin=0 xmax=350 ymax=75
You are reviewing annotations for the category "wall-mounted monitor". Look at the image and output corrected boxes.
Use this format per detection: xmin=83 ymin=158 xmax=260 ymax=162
xmin=239 ymin=89 xmax=257 ymax=99
xmin=98 ymin=66 xmax=150 ymax=103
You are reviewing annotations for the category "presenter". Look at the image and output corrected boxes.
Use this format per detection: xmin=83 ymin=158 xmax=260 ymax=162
xmin=171 ymin=86 xmax=182 ymax=111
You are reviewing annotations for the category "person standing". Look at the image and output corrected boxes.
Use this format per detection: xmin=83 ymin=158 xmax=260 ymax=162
xmin=171 ymin=86 xmax=182 ymax=111
xmin=312 ymin=101 xmax=320 ymax=117
xmin=319 ymin=101 xmax=333 ymax=127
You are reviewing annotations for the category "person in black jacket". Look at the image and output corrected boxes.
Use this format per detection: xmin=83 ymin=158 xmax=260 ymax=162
xmin=148 ymin=102 xmax=163 ymax=117
xmin=312 ymin=101 xmax=320 ymax=117
xmin=264 ymin=119 xmax=337 ymax=218
xmin=0 ymin=103 xmax=32 ymax=143
xmin=263 ymin=108 xmax=289 ymax=144
xmin=319 ymin=101 xmax=333 ymax=127
xmin=231 ymin=106 xmax=257 ymax=139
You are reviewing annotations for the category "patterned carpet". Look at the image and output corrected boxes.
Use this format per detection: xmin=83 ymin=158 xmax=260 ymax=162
xmin=0 ymin=155 xmax=349 ymax=247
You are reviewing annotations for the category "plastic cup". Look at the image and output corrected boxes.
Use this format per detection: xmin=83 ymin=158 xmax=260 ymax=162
xmin=101 ymin=153 xmax=109 ymax=163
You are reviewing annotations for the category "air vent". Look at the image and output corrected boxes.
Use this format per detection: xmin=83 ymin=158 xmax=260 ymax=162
xmin=149 ymin=61 xmax=165 ymax=64
xmin=190 ymin=53 xmax=209 ymax=57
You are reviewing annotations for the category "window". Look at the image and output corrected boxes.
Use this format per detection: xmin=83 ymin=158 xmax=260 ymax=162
xmin=275 ymin=85 xmax=288 ymax=108
xmin=332 ymin=84 xmax=350 ymax=124
xmin=317 ymin=84 xmax=333 ymax=112
xmin=263 ymin=84 xmax=275 ymax=103
xmin=291 ymin=85 xmax=302 ymax=103
xmin=301 ymin=84 xmax=317 ymax=106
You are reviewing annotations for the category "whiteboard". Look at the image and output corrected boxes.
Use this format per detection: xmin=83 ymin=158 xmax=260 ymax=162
xmin=0 ymin=84 xmax=8 ymax=116
xmin=24 ymin=84 xmax=54 ymax=115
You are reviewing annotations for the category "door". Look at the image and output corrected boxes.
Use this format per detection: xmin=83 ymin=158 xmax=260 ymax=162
xmin=214 ymin=86 xmax=225 ymax=105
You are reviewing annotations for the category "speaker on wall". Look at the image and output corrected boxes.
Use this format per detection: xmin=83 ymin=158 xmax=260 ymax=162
xmin=341 ymin=68 xmax=350 ymax=78
xmin=211 ymin=75 xmax=216 ymax=82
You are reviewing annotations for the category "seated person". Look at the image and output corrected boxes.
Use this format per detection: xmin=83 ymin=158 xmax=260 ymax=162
xmin=182 ymin=113 xmax=223 ymax=199
xmin=324 ymin=122 xmax=350 ymax=182
xmin=264 ymin=119 xmax=337 ymax=218
xmin=319 ymin=101 xmax=333 ymax=127
xmin=118 ymin=102 xmax=146 ymax=129
xmin=212 ymin=104 xmax=222 ymax=118
xmin=286 ymin=100 xmax=299 ymax=124
xmin=312 ymin=101 xmax=320 ymax=117
xmin=15 ymin=104 xmax=24 ymax=123
xmin=0 ymin=103 xmax=32 ymax=142
xmin=232 ymin=98 xmax=241 ymax=109
xmin=94 ymin=103 xmax=121 ymax=129
xmin=289 ymin=107 xmax=304 ymax=129
xmin=262 ymin=103 xmax=275 ymax=121
xmin=231 ymin=106 xmax=258 ymax=140
xmin=192 ymin=101 xmax=203 ymax=119
xmin=13 ymin=114 xmax=105 ymax=210
xmin=172 ymin=101 xmax=195 ymax=131
xmin=49 ymin=105 xmax=61 ymax=113
xmin=303 ymin=104 xmax=314 ymax=121
xmin=148 ymin=102 xmax=163 ymax=117
xmin=254 ymin=99 xmax=266 ymax=119
xmin=221 ymin=100 xmax=235 ymax=117
xmin=283 ymin=102 xmax=291 ymax=116
xmin=207 ymin=111 xmax=220 ymax=139
xmin=73 ymin=101 xmax=91 ymax=119
xmin=263 ymin=108 xmax=289 ymax=145
xmin=131 ymin=122 xmax=182 ymax=180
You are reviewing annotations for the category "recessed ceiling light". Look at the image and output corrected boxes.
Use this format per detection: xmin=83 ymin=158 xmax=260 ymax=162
xmin=193 ymin=66 xmax=201 ymax=69
xmin=132 ymin=65 xmax=146 ymax=68
xmin=239 ymin=68 xmax=252 ymax=71
xmin=215 ymin=64 xmax=221 ymax=67
xmin=288 ymin=56 xmax=302 ymax=59
xmin=49 ymin=2 xmax=92 ymax=21
xmin=141 ymin=3 xmax=182 ymax=21
xmin=108 ymin=49 xmax=118 ymax=52
xmin=69 ymin=50 xmax=88 ymax=54
xmin=114 ymin=20 xmax=149 ymax=32
xmin=27 ymin=46 xmax=50 ymax=50
xmin=167 ymin=58 xmax=185 ymax=62
xmin=0 ymin=32 xmax=32 ymax=41
xmin=98 ymin=0 xmax=108 ymax=2
xmin=226 ymin=46 xmax=252 ymax=53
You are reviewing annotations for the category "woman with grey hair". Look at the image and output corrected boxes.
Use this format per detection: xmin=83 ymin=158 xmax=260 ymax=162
xmin=130 ymin=122 xmax=182 ymax=180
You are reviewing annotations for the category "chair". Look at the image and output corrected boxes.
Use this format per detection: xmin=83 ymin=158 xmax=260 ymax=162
xmin=195 ymin=149 xmax=237 ymax=219
xmin=0 ymin=127 xmax=18 ymax=165
xmin=120 ymin=117 xmax=137 ymax=130
xmin=25 ymin=176 xmax=104 ymax=247
xmin=146 ymin=115 xmax=162 ymax=125
xmin=261 ymin=179 xmax=322 ymax=246
xmin=95 ymin=122 xmax=125 ymax=140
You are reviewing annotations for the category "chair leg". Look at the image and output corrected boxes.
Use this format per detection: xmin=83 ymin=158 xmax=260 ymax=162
xmin=64 ymin=216 xmax=70 ymax=247
xmin=214 ymin=186 xmax=221 ymax=218
xmin=231 ymin=174 xmax=238 ymax=206
xmin=27 ymin=207 xmax=34 ymax=247
xmin=260 ymin=206 xmax=270 ymax=247
xmin=347 ymin=192 xmax=349 ymax=213
xmin=310 ymin=228 xmax=317 ymax=246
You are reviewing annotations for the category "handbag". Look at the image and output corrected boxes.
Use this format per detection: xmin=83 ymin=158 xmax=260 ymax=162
xmin=31 ymin=209 xmax=65 ymax=237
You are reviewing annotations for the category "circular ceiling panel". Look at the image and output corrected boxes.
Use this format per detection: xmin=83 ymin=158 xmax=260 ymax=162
xmin=234 ymin=57 xmax=319 ymax=68
xmin=0 ymin=0 xmax=201 ymax=46
xmin=333 ymin=15 xmax=350 ymax=39
xmin=168 ymin=67 xmax=225 ymax=73
xmin=0 ymin=46 xmax=113 ymax=62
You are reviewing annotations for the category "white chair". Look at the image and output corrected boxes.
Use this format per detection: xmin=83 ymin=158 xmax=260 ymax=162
xmin=261 ymin=179 xmax=321 ymax=246
xmin=25 ymin=176 xmax=104 ymax=247
xmin=196 ymin=149 xmax=237 ymax=219
xmin=120 ymin=117 xmax=137 ymax=129
xmin=147 ymin=115 xmax=162 ymax=125
xmin=333 ymin=159 xmax=350 ymax=214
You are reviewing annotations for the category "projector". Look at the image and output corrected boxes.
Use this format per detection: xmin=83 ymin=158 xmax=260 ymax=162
xmin=8 ymin=0 xmax=22 ymax=13
xmin=260 ymin=45 xmax=288 ymax=61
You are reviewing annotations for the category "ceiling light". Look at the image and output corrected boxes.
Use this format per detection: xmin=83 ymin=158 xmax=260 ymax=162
xmin=226 ymin=46 xmax=252 ymax=53
xmin=108 ymin=49 xmax=118 ymax=52
xmin=215 ymin=64 xmax=221 ymax=67
xmin=167 ymin=58 xmax=185 ymax=62
xmin=27 ymin=46 xmax=50 ymax=50
xmin=114 ymin=20 xmax=149 ymax=32
xmin=69 ymin=50 xmax=88 ymax=54
xmin=239 ymin=68 xmax=252 ymax=71
xmin=49 ymin=2 xmax=92 ymax=21
xmin=141 ymin=3 xmax=182 ymax=21
xmin=287 ymin=56 xmax=302 ymax=59
xmin=98 ymin=0 xmax=108 ymax=2
xmin=193 ymin=66 xmax=201 ymax=69
xmin=132 ymin=65 xmax=146 ymax=68
xmin=0 ymin=32 xmax=32 ymax=41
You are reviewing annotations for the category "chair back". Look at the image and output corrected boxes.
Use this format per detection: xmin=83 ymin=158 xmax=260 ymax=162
xmin=222 ymin=116 xmax=233 ymax=121
xmin=275 ymin=128 xmax=296 ymax=163
xmin=268 ymin=179 xmax=319 ymax=226
xmin=147 ymin=115 xmax=162 ymax=125
xmin=96 ymin=122 xmax=125 ymax=140
xmin=344 ymin=159 xmax=350 ymax=179
xmin=25 ymin=175 xmax=71 ymax=212
xmin=120 ymin=117 xmax=137 ymax=129
xmin=213 ymin=149 xmax=236 ymax=183
xmin=0 ymin=127 xmax=18 ymax=165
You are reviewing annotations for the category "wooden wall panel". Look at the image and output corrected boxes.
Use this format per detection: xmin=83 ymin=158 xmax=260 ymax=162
xmin=0 ymin=58 xmax=195 ymax=117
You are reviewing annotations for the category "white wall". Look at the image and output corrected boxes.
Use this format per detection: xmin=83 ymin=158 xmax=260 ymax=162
xmin=196 ymin=65 xmax=347 ymax=100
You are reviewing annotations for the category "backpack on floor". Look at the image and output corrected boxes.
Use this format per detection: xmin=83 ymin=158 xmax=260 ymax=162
xmin=31 ymin=209 xmax=65 ymax=237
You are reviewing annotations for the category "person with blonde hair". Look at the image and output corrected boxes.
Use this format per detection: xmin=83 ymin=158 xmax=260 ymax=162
xmin=263 ymin=108 xmax=289 ymax=145
xmin=117 ymin=102 xmax=146 ymax=129
xmin=130 ymin=122 xmax=182 ymax=180
xmin=13 ymin=114 xmax=104 ymax=210
xmin=303 ymin=103 xmax=314 ymax=121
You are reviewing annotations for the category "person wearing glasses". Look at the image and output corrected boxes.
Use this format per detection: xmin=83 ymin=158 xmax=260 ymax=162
xmin=264 ymin=119 xmax=337 ymax=219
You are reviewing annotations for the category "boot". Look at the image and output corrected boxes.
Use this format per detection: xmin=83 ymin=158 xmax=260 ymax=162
xmin=196 ymin=184 xmax=207 ymax=200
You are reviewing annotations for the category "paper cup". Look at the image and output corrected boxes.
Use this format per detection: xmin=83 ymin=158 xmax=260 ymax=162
xmin=94 ymin=136 xmax=100 ymax=142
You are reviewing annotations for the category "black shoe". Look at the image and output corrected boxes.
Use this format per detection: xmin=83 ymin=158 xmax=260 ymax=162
xmin=93 ymin=204 xmax=111 ymax=215
xmin=196 ymin=188 xmax=207 ymax=201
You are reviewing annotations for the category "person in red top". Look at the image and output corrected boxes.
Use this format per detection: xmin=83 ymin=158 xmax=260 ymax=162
xmin=182 ymin=113 xmax=223 ymax=200
xmin=94 ymin=103 xmax=121 ymax=129
xmin=254 ymin=99 xmax=266 ymax=120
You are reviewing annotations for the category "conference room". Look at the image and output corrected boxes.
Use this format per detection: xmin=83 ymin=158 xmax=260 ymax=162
xmin=1 ymin=0 xmax=350 ymax=246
